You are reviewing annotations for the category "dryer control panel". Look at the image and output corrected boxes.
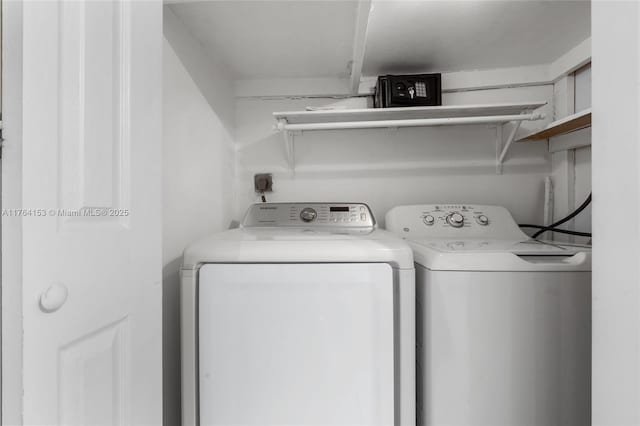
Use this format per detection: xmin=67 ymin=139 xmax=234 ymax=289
xmin=242 ymin=203 xmax=376 ymax=228
xmin=385 ymin=204 xmax=528 ymax=240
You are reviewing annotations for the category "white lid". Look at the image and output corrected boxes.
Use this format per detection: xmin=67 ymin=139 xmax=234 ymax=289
xmin=183 ymin=202 xmax=412 ymax=269
xmin=182 ymin=227 xmax=414 ymax=269
xmin=409 ymin=239 xmax=591 ymax=271
xmin=385 ymin=204 xmax=591 ymax=272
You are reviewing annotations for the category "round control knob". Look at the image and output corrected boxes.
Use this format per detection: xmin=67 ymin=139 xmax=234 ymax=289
xmin=476 ymin=215 xmax=489 ymax=226
xmin=423 ymin=215 xmax=435 ymax=226
xmin=300 ymin=207 xmax=317 ymax=222
xmin=446 ymin=212 xmax=464 ymax=228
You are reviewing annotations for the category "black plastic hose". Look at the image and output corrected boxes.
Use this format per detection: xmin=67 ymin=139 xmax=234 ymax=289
xmin=518 ymin=224 xmax=592 ymax=237
xmin=532 ymin=193 xmax=591 ymax=238
xmin=518 ymin=192 xmax=592 ymax=239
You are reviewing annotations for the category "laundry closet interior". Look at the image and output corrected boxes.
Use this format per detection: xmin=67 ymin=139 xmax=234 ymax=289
xmin=162 ymin=1 xmax=593 ymax=425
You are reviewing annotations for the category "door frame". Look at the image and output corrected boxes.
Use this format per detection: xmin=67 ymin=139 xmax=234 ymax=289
xmin=1 ymin=0 xmax=24 ymax=424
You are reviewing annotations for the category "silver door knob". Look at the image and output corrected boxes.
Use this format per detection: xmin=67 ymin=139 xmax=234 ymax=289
xmin=39 ymin=283 xmax=68 ymax=313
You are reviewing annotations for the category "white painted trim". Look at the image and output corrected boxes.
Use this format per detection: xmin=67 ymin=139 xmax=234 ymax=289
xmin=550 ymin=149 xmax=577 ymax=242
xmin=360 ymin=64 xmax=551 ymax=95
xmin=2 ymin=1 xmax=24 ymax=424
xmin=553 ymin=75 xmax=576 ymax=120
xmin=548 ymin=127 xmax=591 ymax=153
xmin=349 ymin=0 xmax=372 ymax=94
xmin=441 ymin=65 xmax=552 ymax=93
xmin=235 ymin=64 xmax=556 ymax=99
xmin=548 ymin=37 xmax=591 ymax=82
xmin=544 ymin=176 xmax=554 ymax=226
xmin=567 ymin=149 xmax=576 ymax=235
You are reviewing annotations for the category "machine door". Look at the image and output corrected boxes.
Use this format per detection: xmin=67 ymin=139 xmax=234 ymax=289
xmin=199 ymin=263 xmax=395 ymax=426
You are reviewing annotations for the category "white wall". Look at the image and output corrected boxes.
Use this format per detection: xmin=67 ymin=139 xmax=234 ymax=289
xmin=163 ymin=7 xmax=235 ymax=130
xmin=235 ymin=85 xmax=553 ymax=226
xmin=592 ymin=1 xmax=640 ymax=424
xmin=162 ymin=23 xmax=235 ymax=426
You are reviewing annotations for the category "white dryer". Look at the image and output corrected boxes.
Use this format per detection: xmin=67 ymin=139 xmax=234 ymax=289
xmin=385 ymin=204 xmax=591 ymax=426
xmin=181 ymin=203 xmax=415 ymax=426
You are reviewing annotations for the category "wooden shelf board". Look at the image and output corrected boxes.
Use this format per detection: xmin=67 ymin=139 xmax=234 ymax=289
xmin=517 ymin=109 xmax=591 ymax=141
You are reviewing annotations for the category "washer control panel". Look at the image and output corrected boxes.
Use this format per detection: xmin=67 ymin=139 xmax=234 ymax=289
xmin=409 ymin=205 xmax=491 ymax=230
xmin=243 ymin=203 xmax=375 ymax=228
xmin=385 ymin=204 xmax=527 ymax=239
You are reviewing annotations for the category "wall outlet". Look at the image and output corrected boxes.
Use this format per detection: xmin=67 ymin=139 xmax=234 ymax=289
xmin=254 ymin=173 xmax=273 ymax=193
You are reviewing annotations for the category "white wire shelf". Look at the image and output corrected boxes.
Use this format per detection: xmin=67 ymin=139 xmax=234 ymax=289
xmin=272 ymin=101 xmax=547 ymax=173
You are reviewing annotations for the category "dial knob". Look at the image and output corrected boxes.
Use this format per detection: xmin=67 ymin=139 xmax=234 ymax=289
xmin=423 ymin=215 xmax=435 ymax=226
xmin=300 ymin=207 xmax=317 ymax=222
xmin=476 ymin=215 xmax=489 ymax=226
xmin=446 ymin=212 xmax=464 ymax=228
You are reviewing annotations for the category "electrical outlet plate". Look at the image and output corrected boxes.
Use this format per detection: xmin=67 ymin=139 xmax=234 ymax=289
xmin=254 ymin=173 xmax=273 ymax=193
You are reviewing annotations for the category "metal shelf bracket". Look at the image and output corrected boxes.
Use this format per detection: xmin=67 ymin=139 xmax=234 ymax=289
xmin=496 ymin=120 xmax=523 ymax=174
xmin=284 ymin=130 xmax=295 ymax=173
xmin=276 ymin=118 xmax=297 ymax=174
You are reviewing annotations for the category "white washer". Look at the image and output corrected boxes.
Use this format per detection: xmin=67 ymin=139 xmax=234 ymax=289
xmin=181 ymin=203 xmax=416 ymax=426
xmin=385 ymin=204 xmax=591 ymax=426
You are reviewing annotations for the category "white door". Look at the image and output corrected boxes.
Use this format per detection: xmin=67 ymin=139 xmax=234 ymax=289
xmin=199 ymin=263 xmax=395 ymax=426
xmin=3 ymin=1 xmax=162 ymax=424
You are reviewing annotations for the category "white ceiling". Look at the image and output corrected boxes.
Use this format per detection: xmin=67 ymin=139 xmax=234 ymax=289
xmin=168 ymin=0 xmax=590 ymax=80
xmin=168 ymin=1 xmax=359 ymax=79
xmin=363 ymin=0 xmax=591 ymax=75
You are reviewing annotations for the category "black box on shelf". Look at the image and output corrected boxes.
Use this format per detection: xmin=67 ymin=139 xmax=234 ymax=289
xmin=374 ymin=74 xmax=442 ymax=108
